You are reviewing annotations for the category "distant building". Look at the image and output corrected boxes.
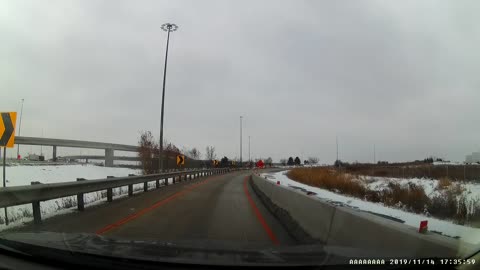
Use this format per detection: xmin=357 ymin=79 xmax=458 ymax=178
xmin=466 ymin=152 xmax=480 ymax=163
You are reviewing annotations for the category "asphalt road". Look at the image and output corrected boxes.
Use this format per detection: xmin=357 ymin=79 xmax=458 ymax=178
xmin=9 ymin=170 xmax=295 ymax=248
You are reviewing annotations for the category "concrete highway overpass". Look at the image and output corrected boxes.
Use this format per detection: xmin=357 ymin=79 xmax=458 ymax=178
xmin=15 ymin=136 xmax=137 ymax=167
xmin=61 ymin=155 xmax=140 ymax=162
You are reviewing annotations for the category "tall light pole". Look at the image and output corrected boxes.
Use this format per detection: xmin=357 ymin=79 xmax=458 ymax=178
xmin=336 ymin=135 xmax=339 ymax=162
xmin=159 ymin=23 xmax=178 ymax=177
xmin=240 ymin=116 xmax=243 ymax=166
xmin=17 ymin=98 xmax=24 ymax=159
xmin=248 ymin=135 xmax=251 ymax=163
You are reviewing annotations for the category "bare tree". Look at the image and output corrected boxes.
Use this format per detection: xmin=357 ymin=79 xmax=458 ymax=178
xmin=163 ymin=139 xmax=180 ymax=154
xmin=205 ymin=146 xmax=216 ymax=160
xmin=308 ymin=157 xmax=319 ymax=164
xmin=138 ymin=131 xmax=158 ymax=175
xmin=280 ymin=158 xmax=287 ymax=166
xmin=188 ymin=147 xmax=201 ymax=160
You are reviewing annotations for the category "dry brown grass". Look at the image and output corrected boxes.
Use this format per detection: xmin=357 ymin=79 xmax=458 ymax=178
xmin=437 ymin=177 xmax=452 ymax=189
xmin=287 ymin=167 xmax=480 ymax=224
xmin=287 ymin=168 xmax=431 ymax=213
xmin=287 ymin=168 xmax=367 ymax=198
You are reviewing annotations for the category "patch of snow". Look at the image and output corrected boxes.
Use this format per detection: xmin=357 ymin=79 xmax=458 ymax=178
xmin=359 ymin=176 xmax=480 ymax=209
xmin=3 ymin=164 xmax=141 ymax=186
xmin=0 ymin=165 xmax=190 ymax=230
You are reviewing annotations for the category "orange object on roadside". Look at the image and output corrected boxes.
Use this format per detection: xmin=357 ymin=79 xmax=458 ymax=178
xmin=419 ymin=220 xmax=428 ymax=233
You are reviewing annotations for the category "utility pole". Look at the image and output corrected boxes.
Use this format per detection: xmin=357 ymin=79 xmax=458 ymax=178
xmin=240 ymin=116 xmax=243 ymax=166
xmin=40 ymin=129 xmax=44 ymax=156
xmin=248 ymin=135 xmax=251 ymax=163
xmin=374 ymin=144 xmax=376 ymax=164
xmin=336 ymin=135 xmax=339 ymax=162
xmin=17 ymin=98 xmax=24 ymax=159
xmin=158 ymin=23 xmax=178 ymax=176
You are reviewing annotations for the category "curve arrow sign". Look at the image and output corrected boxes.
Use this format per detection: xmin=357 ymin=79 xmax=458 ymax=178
xmin=0 ymin=112 xmax=17 ymax=148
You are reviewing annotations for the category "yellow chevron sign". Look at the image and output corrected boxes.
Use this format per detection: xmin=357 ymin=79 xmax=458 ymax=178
xmin=0 ymin=112 xmax=17 ymax=148
xmin=176 ymin=155 xmax=185 ymax=165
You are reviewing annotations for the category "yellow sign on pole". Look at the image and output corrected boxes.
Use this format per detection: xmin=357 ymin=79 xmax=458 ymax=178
xmin=0 ymin=112 xmax=17 ymax=148
xmin=213 ymin=160 xmax=219 ymax=166
xmin=176 ymin=155 xmax=185 ymax=165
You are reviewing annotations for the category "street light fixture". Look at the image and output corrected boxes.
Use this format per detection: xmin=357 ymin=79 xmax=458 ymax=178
xmin=159 ymin=23 xmax=178 ymax=179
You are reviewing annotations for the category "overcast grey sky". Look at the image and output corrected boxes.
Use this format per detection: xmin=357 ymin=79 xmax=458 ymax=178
xmin=1 ymin=0 xmax=479 ymax=162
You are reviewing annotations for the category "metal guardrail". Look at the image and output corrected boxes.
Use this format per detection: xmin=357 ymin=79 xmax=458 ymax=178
xmin=0 ymin=168 xmax=230 ymax=224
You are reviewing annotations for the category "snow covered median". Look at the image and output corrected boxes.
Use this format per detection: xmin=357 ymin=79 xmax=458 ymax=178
xmin=261 ymin=170 xmax=480 ymax=245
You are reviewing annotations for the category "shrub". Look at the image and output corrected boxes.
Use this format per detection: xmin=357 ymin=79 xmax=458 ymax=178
xmin=437 ymin=177 xmax=452 ymax=189
xmin=455 ymin=197 xmax=468 ymax=225
xmin=287 ymin=168 xmax=367 ymax=198
xmin=428 ymin=190 xmax=458 ymax=219
xmin=365 ymin=190 xmax=381 ymax=203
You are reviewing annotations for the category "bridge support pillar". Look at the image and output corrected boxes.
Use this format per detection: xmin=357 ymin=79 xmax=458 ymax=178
xmin=105 ymin=148 xmax=114 ymax=167
xmin=52 ymin=146 xmax=57 ymax=162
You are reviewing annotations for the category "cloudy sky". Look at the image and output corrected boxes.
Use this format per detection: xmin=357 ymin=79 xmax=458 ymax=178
xmin=1 ymin=0 xmax=479 ymax=163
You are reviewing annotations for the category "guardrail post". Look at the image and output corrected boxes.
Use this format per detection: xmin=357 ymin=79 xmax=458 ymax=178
xmin=156 ymin=179 xmax=160 ymax=189
xmin=106 ymin=176 xmax=114 ymax=202
xmin=76 ymin=178 xmax=86 ymax=211
xmin=128 ymin=174 xmax=134 ymax=196
xmin=144 ymin=181 xmax=148 ymax=192
xmin=31 ymin=181 xmax=42 ymax=225
xmin=128 ymin=184 xmax=133 ymax=196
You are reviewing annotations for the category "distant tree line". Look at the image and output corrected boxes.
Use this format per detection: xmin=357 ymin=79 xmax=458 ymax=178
xmin=279 ymin=156 xmax=319 ymax=166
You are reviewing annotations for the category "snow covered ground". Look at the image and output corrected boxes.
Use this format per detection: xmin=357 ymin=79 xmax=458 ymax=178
xmin=360 ymin=176 xmax=480 ymax=205
xmin=261 ymin=170 xmax=480 ymax=245
xmin=0 ymin=164 xmax=182 ymax=231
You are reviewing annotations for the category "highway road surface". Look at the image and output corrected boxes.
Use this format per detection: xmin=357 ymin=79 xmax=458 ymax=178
xmin=8 ymin=170 xmax=296 ymax=248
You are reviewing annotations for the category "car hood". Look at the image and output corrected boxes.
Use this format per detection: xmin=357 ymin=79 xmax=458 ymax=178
xmin=0 ymin=232 xmax=415 ymax=267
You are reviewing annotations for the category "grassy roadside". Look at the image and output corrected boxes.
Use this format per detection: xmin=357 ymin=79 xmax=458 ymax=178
xmin=287 ymin=167 xmax=480 ymax=225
